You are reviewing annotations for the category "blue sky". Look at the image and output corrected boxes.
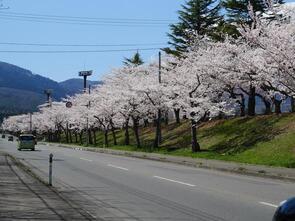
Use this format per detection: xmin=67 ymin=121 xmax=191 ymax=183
xmin=0 ymin=0 xmax=182 ymax=82
xmin=0 ymin=0 xmax=294 ymax=82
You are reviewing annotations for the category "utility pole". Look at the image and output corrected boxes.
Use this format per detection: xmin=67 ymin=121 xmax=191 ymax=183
xmin=158 ymin=51 xmax=162 ymax=144
xmin=159 ymin=51 xmax=162 ymax=84
xmin=29 ymin=113 xmax=32 ymax=133
xmin=154 ymin=51 xmax=162 ymax=148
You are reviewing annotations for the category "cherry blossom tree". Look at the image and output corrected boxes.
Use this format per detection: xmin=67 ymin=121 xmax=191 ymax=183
xmin=163 ymin=40 xmax=236 ymax=152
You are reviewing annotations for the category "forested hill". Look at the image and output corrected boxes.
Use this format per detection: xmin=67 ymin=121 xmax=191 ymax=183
xmin=0 ymin=61 xmax=99 ymax=121
xmin=59 ymin=78 xmax=102 ymax=96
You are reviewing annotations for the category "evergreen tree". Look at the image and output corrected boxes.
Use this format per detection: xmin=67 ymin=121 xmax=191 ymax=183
xmin=123 ymin=51 xmax=144 ymax=67
xmin=164 ymin=0 xmax=223 ymax=57
xmin=223 ymin=0 xmax=284 ymax=24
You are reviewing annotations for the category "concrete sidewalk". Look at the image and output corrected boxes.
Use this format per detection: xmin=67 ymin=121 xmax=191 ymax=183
xmin=0 ymin=153 xmax=92 ymax=221
xmin=44 ymin=142 xmax=295 ymax=182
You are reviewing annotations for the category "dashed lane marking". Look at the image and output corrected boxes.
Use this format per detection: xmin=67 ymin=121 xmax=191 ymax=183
xmin=79 ymin=158 xmax=93 ymax=162
xmin=153 ymin=176 xmax=196 ymax=187
xmin=107 ymin=164 xmax=129 ymax=171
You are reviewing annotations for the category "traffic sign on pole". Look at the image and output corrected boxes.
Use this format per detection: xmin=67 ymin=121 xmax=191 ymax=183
xmin=66 ymin=102 xmax=73 ymax=108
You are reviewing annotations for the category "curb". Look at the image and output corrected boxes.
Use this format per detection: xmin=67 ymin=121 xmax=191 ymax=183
xmin=40 ymin=142 xmax=295 ymax=182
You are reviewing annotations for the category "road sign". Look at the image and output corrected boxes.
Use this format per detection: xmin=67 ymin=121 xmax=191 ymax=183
xmin=66 ymin=102 xmax=72 ymax=108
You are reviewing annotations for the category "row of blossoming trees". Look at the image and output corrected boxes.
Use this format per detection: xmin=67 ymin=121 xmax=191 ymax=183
xmin=2 ymin=8 xmax=295 ymax=152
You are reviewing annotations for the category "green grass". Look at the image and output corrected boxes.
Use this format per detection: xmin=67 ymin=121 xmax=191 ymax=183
xmin=57 ymin=113 xmax=295 ymax=168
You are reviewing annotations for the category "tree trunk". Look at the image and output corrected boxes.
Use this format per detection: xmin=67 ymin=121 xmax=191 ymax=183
xmin=291 ymin=97 xmax=295 ymax=113
xmin=111 ymin=126 xmax=117 ymax=146
xmin=191 ymin=119 xmax=200 ymax=152
xmin=153 ymin=109 xmax=162 ymax=149
xmin=239 ymin=95 xmax=246 ymax=117
xmin=65 ymin=125 xmax=69 ymax=143
xmin=88 ymin=128 xmax=93 ymax=145
xmin=69 ymin=130 xmax=72 ymax=143
xmin=132 ymin=117 xmax=141 ymax=148
xmin=75 ymin=132 xmax=78 ymax=143
xmin=57 ymin=130 xmax=61 ymax=142
xmin=164 ymin=111 xmax=169 ymax=125
xmin=144 ymin=119 xmax=149 ymax=127
xmin=47 ymin=130 xmax=51 ymax=142
xmin=104 ymin=130 xmax=109 ymax=147
xmin=248 ymin=85 xmax=256 ymax=116
xmin=274 ymin=99 xmax=282 ymax=114
xmin=79 ymin=131 xmax=83 ymax=145
xmin=263 ymin=99 xmax=272 ymax=115
xmin=174 ymin=109 xmax=180 ymax=124
xmin=93 ymin=129 xmax=97 ymax=145
xmin=256 ymin=92 xmax=271 ymax=115
xmin=124 ymin=119 xmax=130 ymax=146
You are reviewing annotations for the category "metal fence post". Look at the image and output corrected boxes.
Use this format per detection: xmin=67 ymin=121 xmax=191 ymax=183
xmin=49 ymin=153 xmax=53 ymax=186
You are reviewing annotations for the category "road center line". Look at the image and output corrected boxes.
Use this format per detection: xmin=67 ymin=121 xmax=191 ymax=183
xmin=153 ymin=176 xmax=196 ymax=187
xmin=80 ymin=158 xmax=93 ymax=162
xmin=259 ymin=202 xmax=278 ymax=208
xmin=107 ymin=164 xmax=129 ymax=171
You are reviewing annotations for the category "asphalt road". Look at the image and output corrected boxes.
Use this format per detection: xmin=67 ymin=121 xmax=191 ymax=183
xmin=1 ymin=138 xmax=294 ymax=221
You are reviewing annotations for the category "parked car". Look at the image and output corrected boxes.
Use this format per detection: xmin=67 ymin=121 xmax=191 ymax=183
xmin=17 ymin=134 xmax=36 ymax=151
xmin=8 ymin=136 xmax=13 ymax=141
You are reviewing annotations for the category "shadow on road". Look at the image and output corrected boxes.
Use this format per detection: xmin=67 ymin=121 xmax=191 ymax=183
xmin=0 ymin=154 xmax=93 ymax=220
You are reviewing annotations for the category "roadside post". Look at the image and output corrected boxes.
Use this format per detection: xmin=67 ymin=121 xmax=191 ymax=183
xmin=49 ymin=153 xmax=53 ymax=186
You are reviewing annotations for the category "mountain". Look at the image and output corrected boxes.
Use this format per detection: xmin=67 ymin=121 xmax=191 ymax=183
xmin=0 ymin=61 xmax=66 ymax=100
xmin=0 ymin=61 xmax=101 ymax=121
xmin=59 ymin=78 xmax=102 ymax=96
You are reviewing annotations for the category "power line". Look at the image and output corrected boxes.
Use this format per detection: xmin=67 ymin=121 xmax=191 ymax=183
xmin=0 ymin=42 xmax=166 ymax=47
xmin=0 ymin=11 xmax=175 ymax=22
xmin=0 ymin=15 xmax=169 ymax=27
xmin=0 ymin=47 xmax=163 ymax=53
xmin=0 ymin=11 xmax=176 ymax=27
xmin=0 ymin=14 xmax=170 ymax=25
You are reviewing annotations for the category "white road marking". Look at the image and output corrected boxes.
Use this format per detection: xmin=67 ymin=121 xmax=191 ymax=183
xmin=153 ymin=176 xmax=196 ymax=187
xmin=259 ymin=202 xmax=278 ymax=208
xmin=107 ymin=164 xmax=129 ymax=171
xmin=79 ymin=158 xmax=93 ymax=162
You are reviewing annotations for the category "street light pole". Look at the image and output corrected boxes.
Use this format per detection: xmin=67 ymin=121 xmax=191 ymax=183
xmin=79 ymin=70 xmax=93 ymax=93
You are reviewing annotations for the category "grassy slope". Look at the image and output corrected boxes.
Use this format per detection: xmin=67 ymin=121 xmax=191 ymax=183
xmin=62 ymin=114 xmax=295 ymax=168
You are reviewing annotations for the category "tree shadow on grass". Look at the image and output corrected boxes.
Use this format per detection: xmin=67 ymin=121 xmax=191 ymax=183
xmin=200 ymin=116 xmax=284 ymax=154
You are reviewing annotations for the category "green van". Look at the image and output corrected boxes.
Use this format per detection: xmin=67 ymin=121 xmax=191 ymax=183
xmin=18 ymin=134 xmax=36 ymax=151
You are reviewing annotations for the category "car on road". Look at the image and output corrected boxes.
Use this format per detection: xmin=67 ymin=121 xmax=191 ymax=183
xmin=273 ymin=197 xmax=295 ymax=221
xmin=17 ymin=134 xmax=36 ymax=151
xmin=8 ymin=136 xmax=13 ymax=141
